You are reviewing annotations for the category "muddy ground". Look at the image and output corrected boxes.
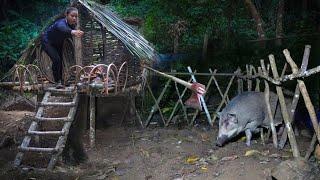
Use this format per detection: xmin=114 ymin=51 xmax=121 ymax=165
xmin=0 ymin=97 xmax=316 ymax=180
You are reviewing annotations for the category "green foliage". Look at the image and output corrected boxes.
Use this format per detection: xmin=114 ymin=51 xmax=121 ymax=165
xmin=0 ymin=17 xmax=38 ymax=75
xmin=109 ymin=0 xmax=319 ymax=73
xmin=0 ymin=0 xmax=69 ymax=76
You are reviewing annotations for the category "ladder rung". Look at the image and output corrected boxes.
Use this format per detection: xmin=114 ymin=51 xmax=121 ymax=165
xmin=19 ymin=146 xmax=56 ymax=153
xmin=39 ymin=102 xmax=75 ymax=107
xmin=45 ymin=87 xmax=75 ymax=95
xmin=35 ymin=117 xmax=71 ymax=122
xmin=20 ymin=165 xmax=46 ymax=172
xmin=28 ymin=130 xmax=65 ymax=136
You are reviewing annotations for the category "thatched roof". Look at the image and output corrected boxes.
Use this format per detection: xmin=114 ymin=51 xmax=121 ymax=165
xmin=78 ymin=0 xmax=159 ymax=62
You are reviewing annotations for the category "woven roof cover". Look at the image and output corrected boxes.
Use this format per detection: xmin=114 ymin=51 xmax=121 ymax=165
xmin=78 ymin=0 xmax=159 ymax=63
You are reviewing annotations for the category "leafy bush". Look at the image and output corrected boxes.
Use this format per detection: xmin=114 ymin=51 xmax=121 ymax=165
xmin=0 ymin=17 xmax=39 ymax=76
xmin=0 ymin=0 xmax=69 ymax=76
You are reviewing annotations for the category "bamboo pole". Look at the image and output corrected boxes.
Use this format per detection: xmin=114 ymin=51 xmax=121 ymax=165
xmin=187 ymin=66 xmax=212 ymax=126
xmin=237 ymin=68 xmax=243 ymax=94
xmin=189 ymin=69 xmax=215 ymax=126
xmin=283 ymin=48 xmax=320 ymax=144
xmin=246 ymin=64 xmax=252 ymax=91
xmin=279 ymin=45 xmax=310 ymax=149
xmin=163 ymin=72 xmax=241 ymax=77
xmin=74 ymin=7 xmax=82 ymax=66
xmin=251 ymin=65 xmax=260 ymax=92
xmin=211 ymin=69 xmax=229 ymax=104
xmin=89 ymin=93 xmax=96 ymax=148
xmin=304 ymin=134 xmax=317 ymax=160
xmin=265 ymin=62 xmax=288 ymax=141
xmin=239 ymin=63 xmax=320 ymax=85
xmin=166 ymin=74 xmax=195 ymax=126
xmin=278 ymin=85 xmax=301 ymax=149
xmin=174 ymin=82 xmax=188 ymax=123
xmin=101 ymin=25 xmax=107 ymax=62
xmin=260 ymin=60 xmax=278 ymax=148
xmin=212 ymin=70 xmax=237 ymax=123
xmin=129 ymin=93 xmax=144 ymax=128
xmin=144 ymin=66 xmax=193 ymax=89
xmin=146 ymin=82 xmax=167 ymax=126
xmin=145 ymin=79 xmax=171 ymax=127
xmin=269 ymin=54 xmax=300 ymax=157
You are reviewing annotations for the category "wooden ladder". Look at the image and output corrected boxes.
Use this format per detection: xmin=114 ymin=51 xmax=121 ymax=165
xmin=14 ymin=87 xmax=79 ymax=171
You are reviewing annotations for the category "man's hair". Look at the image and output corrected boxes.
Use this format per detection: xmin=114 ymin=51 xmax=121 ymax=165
xmin=65 ymin=7 xmax=78 ymax=15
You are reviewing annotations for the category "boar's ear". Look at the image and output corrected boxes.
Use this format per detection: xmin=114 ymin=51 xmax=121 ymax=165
xmin=227 ymin=113 xmax=238 ymax=123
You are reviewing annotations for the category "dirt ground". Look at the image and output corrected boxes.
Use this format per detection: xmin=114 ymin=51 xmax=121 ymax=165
xmin=0 ymin=101 xmax=316 ymax=180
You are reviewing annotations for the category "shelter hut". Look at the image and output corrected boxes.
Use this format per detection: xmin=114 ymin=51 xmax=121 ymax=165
xmin=8 ymin=0 xmax=160 ymax=127
xmin=19 ymin=0 xmax=157 ymax=87
xmin=3 ymin=0 xmax=159 ymax=170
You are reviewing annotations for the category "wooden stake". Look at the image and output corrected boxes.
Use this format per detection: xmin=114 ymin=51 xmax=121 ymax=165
xmin=212 ymin=70 xmax=237 ymax=123
xmin=189 ymin=69 xmax=216 ymax=126
xmin=279 ymin=45 xmax=310 ymax=149
xmin=251 ymin=66 xmax=260 ymax=92
xmin=246 ymin=64 xmax=252 ymax=91
xmin=261 ymin=60 xmax=278 ymax=148
xmin=269 ymin=54 xmax=300 ymax=157
xmin=211 ymin=69 xmax=229 ymax=104
xmin=304 ymin=133 xmax=317 ymax=160
xmin=74 ymin=8 xmax=82 ymax=66
xmin=237 ymin=68 xmax=243 ymax=94
xmin=166 ymin=74 xmax=195 ymax=126
xmin=174 ymin=82 xmax=188 ymax=124
xmin=145 ymin=79 xmax=171 ymax=127
xmin=89 ymin=93 xmax=96 ymax=148
xmin=187 ymin=66 xmax=212 ymax=126
xmin=283 ymin=47 xmax=320 ymax=144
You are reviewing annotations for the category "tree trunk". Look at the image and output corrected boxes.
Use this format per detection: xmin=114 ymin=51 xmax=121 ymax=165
xmin=275 ymin=0 xmax=285 ymax=46
xmin=244 ymin=0 xmax=266 ymax=47
xmin=202 ymin=28 xmax=210 ymax=60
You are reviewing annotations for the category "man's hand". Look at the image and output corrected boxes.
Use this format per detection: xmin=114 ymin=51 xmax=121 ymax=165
xmin=71 ymin=30 xmax=84 ymax=38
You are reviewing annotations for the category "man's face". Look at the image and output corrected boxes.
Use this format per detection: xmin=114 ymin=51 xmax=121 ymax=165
xmin=66 ymin=11 xmax=78 ymax=25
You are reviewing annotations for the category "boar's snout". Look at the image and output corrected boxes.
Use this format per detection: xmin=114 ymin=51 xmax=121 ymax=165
xmin=216 ymin=135 xmax=228 ymax=147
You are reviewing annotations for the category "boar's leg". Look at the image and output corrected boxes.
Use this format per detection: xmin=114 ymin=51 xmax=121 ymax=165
xmin=245 ymin=129 xmax=252 ymax=146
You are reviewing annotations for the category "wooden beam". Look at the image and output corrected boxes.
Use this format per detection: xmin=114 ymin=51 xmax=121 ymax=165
xmin=74 ymin=7 xmax=82 ymax=66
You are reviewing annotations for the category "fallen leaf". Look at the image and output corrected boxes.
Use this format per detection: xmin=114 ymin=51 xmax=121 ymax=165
xmin=186 ymin=155 xmax=199 ymax=164
xmin=140 ymin=148 xmax=150 ymax=158
xmin=208 ymin=154 xmax=219 ymax=161
xmin=200 ymin=166 xmax=208 ymax=172
xmin=200 ymin=133 xmax=210 ymax=142
xmin=269 ymin=153 xmax=281 ymax=158
xmin=221 ymin=155 xmax=238 ymax=161
xmin=245 ymin=149 xmax=261 ymax=157
xmin=239 ymin=136 xmax=246 ymax=142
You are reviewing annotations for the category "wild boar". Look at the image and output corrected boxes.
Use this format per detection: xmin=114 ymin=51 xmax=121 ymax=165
xmin=216 ymin=91 xmax=287 ymax=146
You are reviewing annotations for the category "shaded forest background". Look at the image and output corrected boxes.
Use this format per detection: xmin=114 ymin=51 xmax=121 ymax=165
xmin=0 ymin=0 xmax=320 ymax=102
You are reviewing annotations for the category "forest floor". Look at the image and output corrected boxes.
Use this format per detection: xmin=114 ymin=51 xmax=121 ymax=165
xmin=0 ymin=96 xmax=316 ymax=180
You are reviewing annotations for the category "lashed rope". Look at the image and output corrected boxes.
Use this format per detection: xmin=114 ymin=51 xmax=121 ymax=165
xmin=78 ymin=0 xmax=159 ymax=63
